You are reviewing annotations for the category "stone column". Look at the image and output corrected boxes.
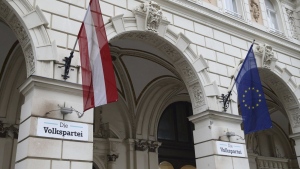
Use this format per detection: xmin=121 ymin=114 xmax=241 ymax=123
xmin=189 ymin=110 xmax=250 ymax=169
xmin=126 ymin=139 xmax=135 ymax=169
xmin=107 ymin=138 xmax=122 ymax=169
xmin=107 ymin=154 xmax=119 ymax=169
xmin=148 ymin=141 xmax=160 ymax=169
xmin=289 ymin=133 xmax=300 ymax=166
xmin=134 ymin=139 xmax=149 ymax=169
xmin=15 ymin=76 xmax=94 ymax=169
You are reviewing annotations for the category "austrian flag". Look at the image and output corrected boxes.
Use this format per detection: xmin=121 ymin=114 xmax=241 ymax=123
xmin=78 ymin=0 xmax=118 ymax=111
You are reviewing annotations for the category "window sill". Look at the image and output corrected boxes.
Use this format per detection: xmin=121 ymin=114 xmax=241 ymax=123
xmin=269 ymin=28 xmax=286 ymax=39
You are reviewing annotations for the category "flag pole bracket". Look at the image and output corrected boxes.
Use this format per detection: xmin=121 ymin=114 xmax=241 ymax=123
xmin=220 ymin=91 xmax=232 ymax=112
xmin=60 ymin=51 xmax=74 ymax=80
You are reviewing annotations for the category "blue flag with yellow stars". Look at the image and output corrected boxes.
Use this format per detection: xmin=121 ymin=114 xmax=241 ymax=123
xmin=235 ymin=44 xmax=272 ymax=134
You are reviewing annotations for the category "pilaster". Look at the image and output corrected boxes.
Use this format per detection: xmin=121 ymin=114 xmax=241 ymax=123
xmin=289 ymin=132 xmax=300 ymax=165
xmin=189 ymin=110 xmax=250 ymax=169
xmin=15 ymin=76 xmax=93 ymax=169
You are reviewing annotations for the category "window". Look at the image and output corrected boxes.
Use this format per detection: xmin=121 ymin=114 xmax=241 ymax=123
xmin=265 ymin=0 xmax=279 ymax=31
xmin=224 ymin=0 xmax=241 ymax=17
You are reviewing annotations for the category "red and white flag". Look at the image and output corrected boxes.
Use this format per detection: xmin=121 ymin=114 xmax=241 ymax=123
xmin=78 ymin=0 xmax=118 ymax=111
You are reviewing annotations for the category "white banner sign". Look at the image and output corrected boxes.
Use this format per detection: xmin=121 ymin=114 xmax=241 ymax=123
xmin=37 ymin=118 xmax=88 ymax=141
xmin=216 ymin=141 xmax=246 ymax=157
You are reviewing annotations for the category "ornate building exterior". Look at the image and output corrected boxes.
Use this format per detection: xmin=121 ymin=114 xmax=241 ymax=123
xmin=0 ymin=0 xmax=300 ymax=169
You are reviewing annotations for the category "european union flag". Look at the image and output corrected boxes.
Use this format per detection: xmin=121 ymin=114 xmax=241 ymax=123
xmin=236 ymin=44 xmax=272 ymax=134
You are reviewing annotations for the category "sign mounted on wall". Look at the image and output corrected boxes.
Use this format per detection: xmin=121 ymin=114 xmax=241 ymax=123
xmin=37 ymin=118 xmax=88 ymax=141
xmin=216 ymin=141 xmax=246 ymax=157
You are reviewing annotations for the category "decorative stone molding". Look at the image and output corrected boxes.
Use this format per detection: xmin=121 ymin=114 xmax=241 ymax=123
xmin=179 ymin=61 xmax=197 ymax=82
xmin=286 ymin=8 xmax=298 ymax=40
xmin=146 ymin=1 xmax=162 ymax=33
xmin=249 ymin=0 xmax=261 ymax=23
xmin=135 ymin=1 xmax=163 ymax=33
xmin=22 ymin=6 xmax=48 ymax=29
xmin=134 ymin=139 xmax=148 ymax=151
xmin=111 ymin=14 xmax=125 ymax=34
xmin=108 ymin=11 xmax=211 ymax=113
xmin=0 ymin=0 xmax=34 ymax=76
xmin=134 ymin=140 xmax=161 ymax=152
xmin=254 ymin=43 xmax=277 ymax=70
xmin=190 ymin=82 xmax=205 ymax=107
xmin=159 ymin=43 xmax=181 ymax=62
xmin=291 ymin=109 xmax=300 ymax=127
xmin=148 ymin=141 xmax=160 ymax=152
xmin=0 ymin=121 xmax=18 ymax=138
xmin=107 ymin=154 xmax=119 ymax=162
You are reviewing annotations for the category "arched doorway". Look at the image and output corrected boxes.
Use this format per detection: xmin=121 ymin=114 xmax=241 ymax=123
xmin=157 ymin=101 xmax=196 ymax=169
xmin=245 ymin=69 xmax=300 ymax=169
xmin=0 ymin=20 xmax=26 ymax=169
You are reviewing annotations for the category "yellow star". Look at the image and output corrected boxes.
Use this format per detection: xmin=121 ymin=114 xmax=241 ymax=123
xmin=252 ymin=87 xmax=255 ymax=90
xmin=256 ymin=90 xmax=259 ymax=92
xmin=256 ymin=104 xmax=259 ymax=107
xmin=252 ymin=107 xmax=254 ymax=109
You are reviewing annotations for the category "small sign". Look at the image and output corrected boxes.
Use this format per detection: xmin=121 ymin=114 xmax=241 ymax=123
xmin=216 ymin=141 xmax=246 ymax=157
xmin=37 ymin=118 xmax=88 ymax=141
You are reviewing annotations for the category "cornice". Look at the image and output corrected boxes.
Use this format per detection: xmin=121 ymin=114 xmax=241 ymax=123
xmin=19 ymin=75 xmax=82 ymax=96
xmin=155 ymin=0 xmax=300 ymax=57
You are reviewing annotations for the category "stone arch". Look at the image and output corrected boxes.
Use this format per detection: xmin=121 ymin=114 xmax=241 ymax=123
xmin=106 ymin=4 xmax=220 ymax=119
xmin=105 ymin=2 xmax=222 ymax=140
xmin=231 ymin=43 xmax=300 ymax=134
xmin=0 ymin=0 xmax=53 ymax=77
xmin=93 ymin=155 xmax=106 ymax=169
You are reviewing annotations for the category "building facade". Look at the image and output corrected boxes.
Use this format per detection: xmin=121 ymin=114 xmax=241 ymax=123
xmin=0 ymin=0 xmax=300 ymax=169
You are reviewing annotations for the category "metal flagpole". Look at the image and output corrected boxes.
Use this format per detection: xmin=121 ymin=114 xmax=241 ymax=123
xmin=221 ymin=39 xmax=255 ymax=112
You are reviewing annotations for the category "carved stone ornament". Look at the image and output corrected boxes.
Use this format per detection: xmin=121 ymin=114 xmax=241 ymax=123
xmin=160 ymin=44 xmax=181 ymax=62
xmin=0 ymin=1 xmax=35 ymax=76
xmin=148 ymin=141 xmax=159 ymax=152
xmin=286 ymin=8 xmax=298 ymax=40
xmin=107 ymin=154 xmax=119 ymax=162
xmin=191 ymin=83 xmax=205 ymax=107
xmin=291 ymin=109 xmax=300 ymax=127
xmin=113 ymin=32 xmax=162 ymax=47
xmin=255 ymin=43 xmax=276 ymax=69
xmin=179 ymin=61 xmax=196 ymax=82
xmin=134 ymin=139 xmax=148 ymax=151
xmin=135 ymin=1 xmax=163 ymax=33
xmin=250 ymin=0 xmax=260 ymax=22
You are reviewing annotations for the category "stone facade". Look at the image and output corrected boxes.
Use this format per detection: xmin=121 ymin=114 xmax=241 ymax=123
xmin=0 ymin=0 xmax=300 ymax=169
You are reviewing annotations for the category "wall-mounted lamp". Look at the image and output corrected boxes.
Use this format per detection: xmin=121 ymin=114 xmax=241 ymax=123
xmin=218 ymin=131 xmax=244 ymax=141
xmin=60 ymin=107 xmax=73 ymax=115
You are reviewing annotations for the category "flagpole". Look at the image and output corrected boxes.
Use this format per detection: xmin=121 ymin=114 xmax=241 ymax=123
xmin=221 ymin=39 xmax=255 ymax=112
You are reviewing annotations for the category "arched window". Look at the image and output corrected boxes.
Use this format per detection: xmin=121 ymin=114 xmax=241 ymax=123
xmin=265 ymin=0 xmax=279 ymax=31
xmin=157 ymin=102 xmax=195 ymax=169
